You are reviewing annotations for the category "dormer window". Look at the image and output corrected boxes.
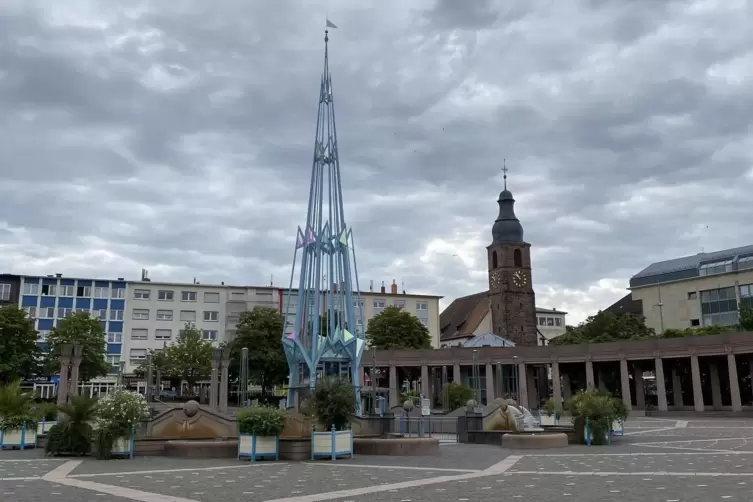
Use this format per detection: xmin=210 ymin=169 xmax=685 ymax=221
xmin=738 ymin=255 xmax=753 ymax=271
xmin=699 ymin=259 xmax=734 ymax=276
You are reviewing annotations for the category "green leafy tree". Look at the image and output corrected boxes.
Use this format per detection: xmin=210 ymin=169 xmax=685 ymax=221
xmin=0 ymin=306 xmax=40 ymax=384
xmin=445 ymin=382 xmax=475 ymax=410
xmin=228 ymin=307 xmax=287 ymax=398
xmin=164 ymin=323 xmax=212 ymax=389
xmin=46 ymin=312 xmax=109 ymax=381
xmin=739 ymin=307 xmax=753 ymax=331
xmin=366 ymin=306 xmax=432 ymax=349
xmin=549 ymin=311 xmax=655 ymax=345
xmin=311 ymin=377 xmax=356 ymax=430
xmin=134 ymin=348 xmax=172 ymax=378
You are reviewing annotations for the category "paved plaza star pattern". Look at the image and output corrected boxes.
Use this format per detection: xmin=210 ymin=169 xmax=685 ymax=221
xmin=2 ymin=417 xmax=753 ymax=501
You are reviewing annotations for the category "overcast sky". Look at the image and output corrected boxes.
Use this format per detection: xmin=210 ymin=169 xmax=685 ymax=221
xmin=2 ymin=0 xmax=752 ymax=324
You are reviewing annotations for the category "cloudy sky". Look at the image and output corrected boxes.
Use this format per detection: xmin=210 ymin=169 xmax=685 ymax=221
xmin=2 ymin=0 xmax=753 ymax=324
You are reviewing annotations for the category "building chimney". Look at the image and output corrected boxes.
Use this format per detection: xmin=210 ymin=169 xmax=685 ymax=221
xmin=55 ymin=273 xmax=62 ymax=278
xmin=369 ymin=280 xmax=374 ymax=292
xmin=380 ymin=281 xmax=386 ymax=294
xmin=401 ymin=281 xmax=406 ymax=294
xmin=390 ymin=279 xmax=397 ymax=295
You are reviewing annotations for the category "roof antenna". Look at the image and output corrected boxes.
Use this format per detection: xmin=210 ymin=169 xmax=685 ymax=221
xmin=502 ymin=158 xmax=508 ymax=190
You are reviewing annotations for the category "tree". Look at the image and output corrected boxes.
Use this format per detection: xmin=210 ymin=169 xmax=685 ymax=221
xmin=134 ymin=348 xmax=172 ymax=378
xmin=46 ymin=312 xmax=109 ymax=381
xmin=0 ymin=306 xmax=40 ymax=384
xmin=739 ymin=306 xmax=753 ymax=331
xmin=164 ymin=323 xmax=212 ymax=389
xmin=548 ymin=311 xmax=655 ymax=345
xmin=366 ymin=306 xmax=432 ymax=349
xmin=228 ymin=307 xmax=287 ymax=398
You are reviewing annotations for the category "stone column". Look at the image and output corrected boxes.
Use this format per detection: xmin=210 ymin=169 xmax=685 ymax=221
xmin=727 ymin=353 xmax=742 ymax=412
xmin=485 ymin=363 xmax=495 ymax=403
xmin=585 ymin=360 xmax=595 ymax=390
xmin=691 ymin=355 xmax=704 ymax=412
xmin=671 ymin=367 xmax=683 ymax=407
xmin=526 ymin=366 xmax=537 ymax=409
xmin=210 ymin=347 xmax=222 ymax=410
xmin=517 ymin=363 xmax=529 ymax=408
xmin=709 ymin=362 xmax=722 ymax=410
xmin=57 ymin=344 xmax=73 ymax=405
xmin=633 ymin=363 xmax=645 ymax=410
xmin=388 ymin=364 xmax=399 ymax=407
xmin=655 ymin=357 xmax=668 ymax=412
xmin=219 ymin=348 xmax=231 ymax=413
xmin=562 ymin=373 xmax=572 ymax=402
xmin=68 ymin=345 xmax=84 ymax=398
xmin=420 ymin=364 xmax=430 ymax=399
xmin=551 ymin=362 xmax=562 ymax=409
xmin=619 ymin=358 xmax=632 ymax=411
xmin=453 ymin=363 xmax=461 ymax=384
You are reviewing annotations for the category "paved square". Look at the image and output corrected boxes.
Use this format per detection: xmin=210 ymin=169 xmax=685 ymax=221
xmin=1 ymin=416 xmax=752 ymax=501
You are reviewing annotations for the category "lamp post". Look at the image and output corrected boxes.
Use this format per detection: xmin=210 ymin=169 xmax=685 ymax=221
xmin=370 ymin=341 xmax=378 ymax=415
xmin=513 ymin=355 xmax=519 ymax=403
xmin=471 ymin=349 xmax=480 ymax=405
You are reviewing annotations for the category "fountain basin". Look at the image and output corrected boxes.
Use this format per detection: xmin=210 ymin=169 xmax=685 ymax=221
xmin=501 ymin=432 xmax=568 ymax=449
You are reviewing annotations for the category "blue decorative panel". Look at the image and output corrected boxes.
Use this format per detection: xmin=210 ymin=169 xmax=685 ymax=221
xmin=93 ymin=299 xmax=108 ymax=310
xmin=110 ymin=299 xmax=125 ymax=310
xmin=95 ymin=281 xmax=110 ymax=288
xmin=40 ymin=296 xmax=56 ymax=308
xmin=42 ymin=278 xmax=58 ymax=285
xmin=77 ymin=280 xmax=92 ymax=287
xmin=109 ymin=321 xmax=123 ymax=333
xmin=57 ymin=297 xmax=73 ymax=308
xmin=60 ymin=279 xmax=75 ymax=286
xmin=75 ymin=298 xmax=92 ymax=309
xmin=23 ymin=277 xmax=41 ymax=284
xmin=107 ymin=343 xmax=122 ymax=355
xmin=100 ymin=321 xmax=107 ymax=331
xmin=21 ymin=295 xmax=39 ymax=307
xmin=38 ymin=319 xmax=54 ymax=330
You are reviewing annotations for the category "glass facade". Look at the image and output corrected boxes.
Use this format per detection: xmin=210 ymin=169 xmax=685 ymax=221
xmin=739 ymin=283 xmax=753 ymax=309
xmin=700 ymin=286 xmax=738 ymax=326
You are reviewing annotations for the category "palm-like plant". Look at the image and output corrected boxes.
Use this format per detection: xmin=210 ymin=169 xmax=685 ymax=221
xmin=0 ymin=381 xmax=37 ymax=431
xmin=45 ymin=396 xmax=98 ymax=456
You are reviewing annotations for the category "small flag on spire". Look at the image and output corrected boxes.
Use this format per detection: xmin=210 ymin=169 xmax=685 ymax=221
xmin=326 ymin=19 xmax=338 ymax=29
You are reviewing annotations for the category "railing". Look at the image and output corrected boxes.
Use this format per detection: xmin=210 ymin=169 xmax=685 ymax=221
xmin=393 ymin=415 xmax=458 ymax=442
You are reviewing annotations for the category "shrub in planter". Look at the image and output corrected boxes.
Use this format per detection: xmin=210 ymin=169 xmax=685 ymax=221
xmin=567 ymin=389 xmax=627 ymax=446
xmin=0 ymin=381 xmax=38 ymax=447
xmin=311 ymin=377 xmax=356 ymax=431
xmin=45 ymin=396 xmax=97 ymax=456
xmin=94 ymin=387 xmax=149 ymax=459
xmin=237 ymin=406 xmax=286 ymax=460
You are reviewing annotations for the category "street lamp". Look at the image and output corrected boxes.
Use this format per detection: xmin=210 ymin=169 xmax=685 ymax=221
xmin=512 ymin=355 xmax=519 ymax=403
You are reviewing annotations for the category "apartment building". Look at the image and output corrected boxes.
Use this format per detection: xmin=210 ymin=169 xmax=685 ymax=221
xmin=0 ymin=274 xmax=21 ymax=307
xmin=536 ymin=307 xmax=567 ymax=342
xmin=630 ymin=244 xmax=753 ymax=332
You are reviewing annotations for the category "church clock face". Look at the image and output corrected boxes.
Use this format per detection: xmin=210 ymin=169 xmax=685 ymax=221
xmin=512 ymin=270 xmax=528 ymax=288
xmin=490 ymin=270 xmax=502 ymax=289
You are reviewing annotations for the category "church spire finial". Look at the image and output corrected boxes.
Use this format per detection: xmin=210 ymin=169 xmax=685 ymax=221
xmin=502 ymin=158 xmax=508 ymax=190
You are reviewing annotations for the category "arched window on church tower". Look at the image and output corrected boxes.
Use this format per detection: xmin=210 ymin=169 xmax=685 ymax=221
xmin=492 ymin=250 xmax=498 ymax=269
xmin=514 ymin=249 xmax=522 ymax=267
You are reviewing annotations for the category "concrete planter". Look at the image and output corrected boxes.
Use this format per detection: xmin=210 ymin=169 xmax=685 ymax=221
xmin=611 ymin=420 xmax=625 ymax=436
xmin=311 ymin=426 xmax=353 ymax=461
xmin=0 ymin=425 xmax=37 ymax=449
xmin=37 ymin=420 xmax=58 ymax=435
xmin=238 ymin=434 xmax=280 ymax=461
xmin=538 ymin=411 xmax=558 ymax=426
xmin=109 ymin=427 xmax=135 ymax=458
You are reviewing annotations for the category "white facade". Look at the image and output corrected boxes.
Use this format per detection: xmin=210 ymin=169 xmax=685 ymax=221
xmin=536 ymin=307 xmax=567 ymax=342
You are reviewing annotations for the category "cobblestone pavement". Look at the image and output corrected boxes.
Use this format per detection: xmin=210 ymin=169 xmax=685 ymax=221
xmin=0 ymin=417 xmax=752 ymax=501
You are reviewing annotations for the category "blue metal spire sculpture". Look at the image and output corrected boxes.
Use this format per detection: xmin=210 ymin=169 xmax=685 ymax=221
xmin=282 ymin=28 xmax=366 ymax=415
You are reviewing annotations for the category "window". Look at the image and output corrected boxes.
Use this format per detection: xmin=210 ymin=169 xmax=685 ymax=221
xmin=24 ymin=306 xmax=37 ymax=318
xmin=204 ymin=311 xmax=219 ymax=322
xmin=181 ymin=291 xmax=197 ymax=302
xmin=132 ymin=309 xmax=149 ymax=320
xmin=538 ymin=316 xmax=546 ymax=326
xmin=107 ymin=355 xmax=121 ymax=367
xmin=0 ymin=283 xmax=10 ymax=301
xmin=41 ymin=284 xmax=56 ymax=296
xmin=740 ymin=284 xmax=753 ymax=309
xmin=107 ymin=332 xmax=123 ymax=343
xmin=416 ymin=301 xmax=428 ymax=311
xmin=687 ymin=292 xmax=698 ymax=300
xmin=129 ymin=348 xmax=147 ymax=359
xmin=110 ymin=309 xmax=124 ymax=321
xmin=393 ymin=300 xmax=405 ymax=309
xmin=158 ymin=290 xmax=174 ymax=301
xmin=419 ymin=318 xmax=428 ymax=327
xmin=134 ymin=289 xmax=151 ymax=300
xmin=130 ymin=329 xmax=148 ymax=340
xmin=700 ymin=286 xmax=738 ymax=326
xmin=111 ymin=287 xmax=125 ymax=299
xmin=514 ymin=249 xmax=522 ymax=267
xmin=202 ymin=330 xmax=218 ymax=341
xmin=699 ymin=258 xmax=734 ymax=276
xmin=155 ymin=329 xmax=172 ymax=340
xmin=75 ymin=308 xmax=90 ymax=315
xmin=231 ymin=292 xmax=245 ymax=299
xmin=41 ymin=307 xmax=55 ymax=318
xmin=180 ymin=310 xmax=197 ymax=322
xmin=57 ymin=307 xmax=72 ymax=318
xmin=492 ymin=250 xmax=498 ymax=269
xmin=690 ymin=319 xmax=700 ymax=326
xmin=95 ymin=309 xmax=107 ymax=320
xmin=156 ymin=309 xmax=173 ymax=321
xmin=59 ymin=285 xmax=74 ymax=297
xmin=76 ymin=286 xmax=91 ymax=297
xmin=555 ymin=318 xmax=562 ymax=327
xmin=204 ymin=292 xmax=220 ymax=303
xmin=547 ymin=318 xmax=554 ymax=326
xmin=23 ymin=282 xmax=39 ymax=295
xmin=738 ymin=255 xmax=753 ymax=271
xmin=93 ymin=286 xmax=109 ymax=298
xmin=353 ymin=299 xmax=364 ymax=308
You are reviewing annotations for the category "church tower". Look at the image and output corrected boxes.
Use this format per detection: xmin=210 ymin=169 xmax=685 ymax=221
xmin=486 ymin=164 xmax=538 ymax=346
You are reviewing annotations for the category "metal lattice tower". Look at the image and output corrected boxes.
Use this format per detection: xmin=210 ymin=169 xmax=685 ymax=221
xmin=281 ymin=28 xmax=366 ymax=415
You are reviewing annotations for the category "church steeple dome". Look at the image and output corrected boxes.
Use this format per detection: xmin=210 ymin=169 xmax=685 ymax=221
xmin=491 ymin=161 xmax=524 ymax=244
